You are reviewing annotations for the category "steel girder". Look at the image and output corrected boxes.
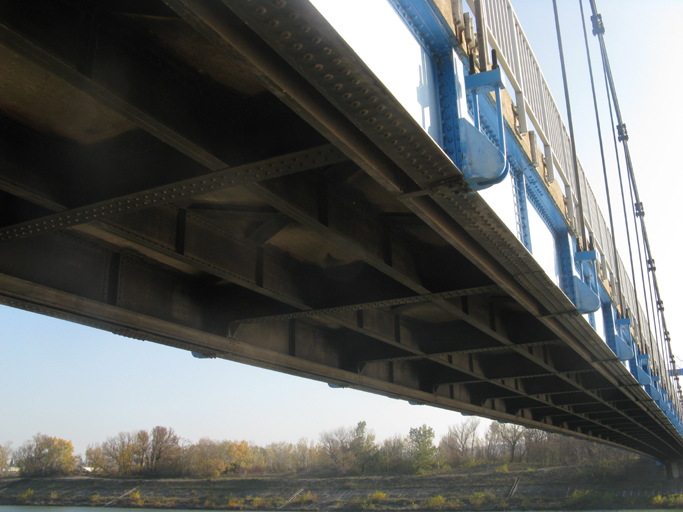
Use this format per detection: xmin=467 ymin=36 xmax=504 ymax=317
xmin=0 ymin=0 xmax=681 ymax=460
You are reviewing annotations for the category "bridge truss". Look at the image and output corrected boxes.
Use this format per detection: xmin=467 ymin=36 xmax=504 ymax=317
xmin=0 ymin=0 xmax=682 ymax=465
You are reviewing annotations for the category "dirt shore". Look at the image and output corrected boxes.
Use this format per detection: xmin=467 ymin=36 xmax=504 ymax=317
xmin=0 ymin=461 xmax=680 ymax=510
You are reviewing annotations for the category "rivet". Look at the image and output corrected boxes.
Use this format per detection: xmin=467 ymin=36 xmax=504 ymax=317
xmin=256 ymin=6 xmax=266 ymax=14
xmin=324 ymin=74 xmax=334 ymax=80
xmin=275 ymin=0 xmax=287 ymax=6
xmin=324 ymin=48 xmax=332 ymax=54
xmin=304 ymin=53 xmax=313 ymax=60
xmin=314 ymin=63 xmax=323 ymax=71
xmin=361 ymin=88 xmax=369 ymax=94
xmin=281 ymin=31 xmax=291 ymax=39
xmin=352 ymin=101 xmax=360 ymax=108
xmin=269 ymin=19 xmax=279 ymax=27
xmin=333 ymin=82 xmax=342 ymax=88
xmin=369 ymin=96 xmax=377 ymax=102
xmin=343 ymin=92 xmax=351 ymax=99
xmin=289 ymin=12 xmax=299 ymax=20
xmin=360 ymin=110 xmax=368 ymax=116
xmin=293 ymin=43 xmax=303 ymax=50
xmin=301 ymin=24 xmax=311 ymax=32
xmin=352 ymin=79 xmax=360 ymax=85
xmin=332 ymin=58 xmax=341 ymax=65
xmin=312 ymin=36 xmax=321 ymax=43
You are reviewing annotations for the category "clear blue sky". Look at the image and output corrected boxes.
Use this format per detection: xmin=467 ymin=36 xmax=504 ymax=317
xmin=2 ymin=0 xmax=682 ymax=457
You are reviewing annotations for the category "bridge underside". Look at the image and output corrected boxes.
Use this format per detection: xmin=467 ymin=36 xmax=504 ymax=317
xmin=0 ymin=0 xmax=681 ymax=460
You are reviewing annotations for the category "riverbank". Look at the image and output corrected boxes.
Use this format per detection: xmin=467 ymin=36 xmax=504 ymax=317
xmin=1 ymin=460 xmax=681 ymax=510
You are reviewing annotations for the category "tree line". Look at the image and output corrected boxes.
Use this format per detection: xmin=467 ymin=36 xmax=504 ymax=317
xmin=0 ymin=419 xmax=636 ymax=478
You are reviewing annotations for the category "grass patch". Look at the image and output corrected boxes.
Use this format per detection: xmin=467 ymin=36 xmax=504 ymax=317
xmin=17 ymin=489 xmax=34 ymax=504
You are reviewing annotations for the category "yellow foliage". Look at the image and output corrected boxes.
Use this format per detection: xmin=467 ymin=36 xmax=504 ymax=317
xmin=300 ymin=491 xmax=317 ymax=504
xmin=469 ymin=493 xmax=486 ymax=508
xmin=371 ymin=491 xmax=387 ymax=502
xmin=425 ymin=495 xmax=446 ymax=509
xmin=17 ymin=489 xmax=34 ymax=503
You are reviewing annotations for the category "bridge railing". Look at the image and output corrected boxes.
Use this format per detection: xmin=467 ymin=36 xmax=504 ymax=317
xmin=464 ymin=0 xmax=679 ymax=410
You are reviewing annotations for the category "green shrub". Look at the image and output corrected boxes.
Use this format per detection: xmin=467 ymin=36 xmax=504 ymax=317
xmin=495 ymin=463 xmax=509 ymax=473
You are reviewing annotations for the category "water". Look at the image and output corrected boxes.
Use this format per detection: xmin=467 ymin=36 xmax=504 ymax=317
xmin=0 ymin=507 xmax=668 ymax=512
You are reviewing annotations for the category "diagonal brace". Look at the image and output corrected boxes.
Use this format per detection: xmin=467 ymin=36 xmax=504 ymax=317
xmin=0 ymin=144 xmax=346 ymax=242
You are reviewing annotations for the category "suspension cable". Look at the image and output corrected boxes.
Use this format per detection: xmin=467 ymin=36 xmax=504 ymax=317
xmin=552 ymin=0 xmax=586 ymax=251
xmin=603 ymin=64 xmax=643 ymax=350
xmin=578 ymin=0 xmax=623 ymax=316
xmin=591 ymin=0 xmax=680 ymax=401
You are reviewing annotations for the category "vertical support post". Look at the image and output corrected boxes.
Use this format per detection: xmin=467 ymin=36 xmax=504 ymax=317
xmin=544 ymin=144 xmax=555 ymax=183
xmin=602 ymin=300 xmax=617 ymax=351
xmin=665 ymin=461 xmax=681 ymax=480
xmin=555 ymin=231 xmax=575 ymax=304
xmin=474 ymin=0 xmax=489 ymax=72
xmin=436 ymin=49 xmax=462 ymax=164
xmin=506 ymin=3 xmax=527 ymax=134
xmin=512 ymin=169 xmax=532 ymax=251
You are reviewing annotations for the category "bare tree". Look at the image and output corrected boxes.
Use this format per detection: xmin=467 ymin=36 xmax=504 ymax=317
xmin=440 ymin=418 xmax=480 ymax=465
xmin=496 ymin=423 xmax=525 ymax=463
xmin=149 ymin=426 xmax=180 ymax=474
xmin=102 ymin=432 xmax=136 ymax=474
xmin=319 ymin=426 xmax=354 ymax=473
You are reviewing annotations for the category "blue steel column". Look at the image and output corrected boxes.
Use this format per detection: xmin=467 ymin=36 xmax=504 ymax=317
xmin=555 ymin=232 xmax=576 ymax=304
xmin=385 ymin=0 xmax=463 ymax=167
xmin=436 ymin=49 xmax=461 ymax=165
xmin=512 ymin=168 xmax=532 ymax=251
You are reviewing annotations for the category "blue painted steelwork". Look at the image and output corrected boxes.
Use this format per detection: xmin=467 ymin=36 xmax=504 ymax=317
xmin=601 ymin=303 xmax=634 ymax=361
xmin=386 ymin=0 xmax=462 ymax=164
xmin=462 ymin=68 xmax=509 ymax=189
xmin=512 ymin=169 xmax=532 ymax=251
xmin=574 ymin=251 xmax=600 ymax=314
xmin=555 ymin=233 xmax=576 ymax=304
xmin=384 ymin=0 xmax=683 ymax=431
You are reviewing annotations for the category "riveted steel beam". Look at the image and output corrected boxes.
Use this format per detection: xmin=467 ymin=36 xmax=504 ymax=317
xmin=236 ymin=285 xmax=501 ymax=324
xmin=0 ymin=144 xmax=346 ymax=242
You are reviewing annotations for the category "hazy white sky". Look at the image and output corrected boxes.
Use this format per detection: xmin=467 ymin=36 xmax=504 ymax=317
xmin=2 ymin=0 xmax=682 ymax=456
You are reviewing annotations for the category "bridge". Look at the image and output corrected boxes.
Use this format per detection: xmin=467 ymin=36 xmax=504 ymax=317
xmin=1 ymin=0 xmax=682 ymax=474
